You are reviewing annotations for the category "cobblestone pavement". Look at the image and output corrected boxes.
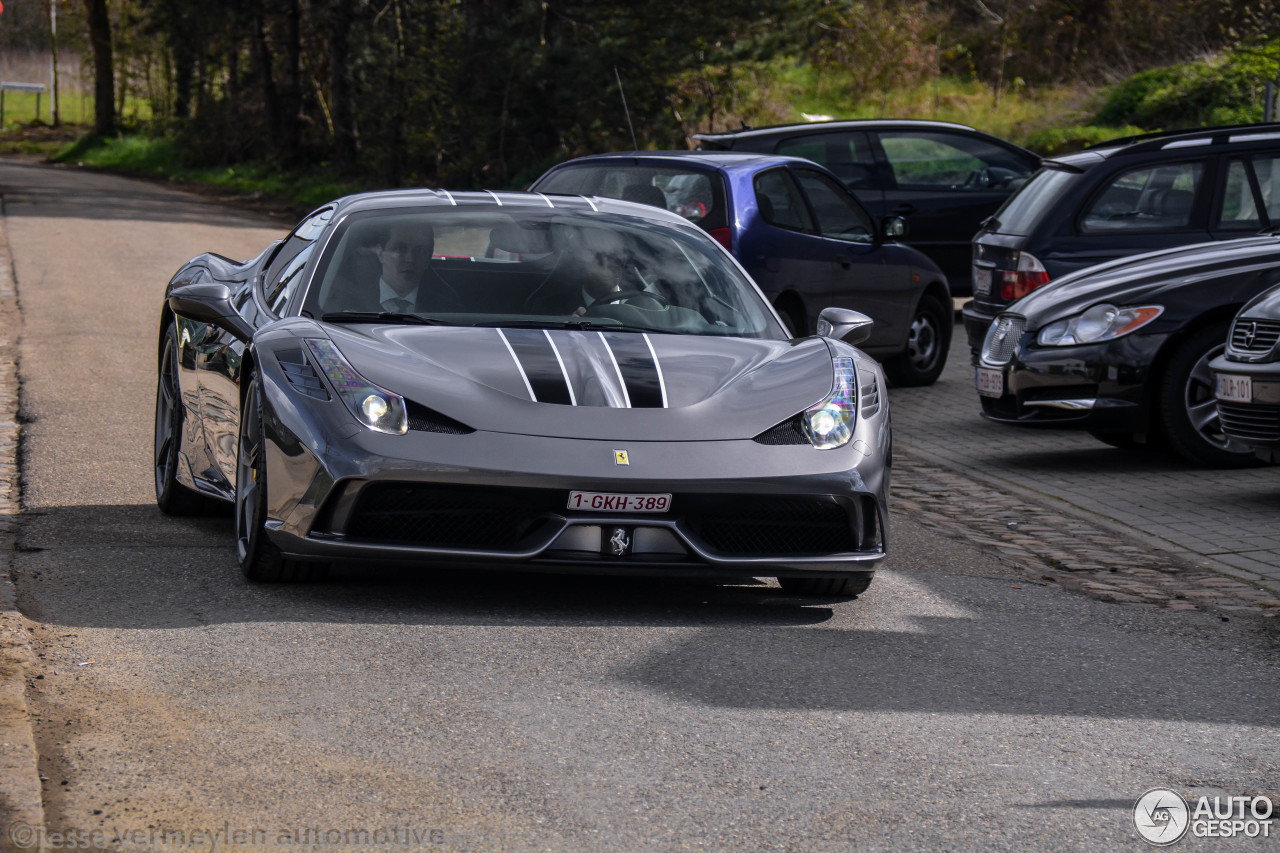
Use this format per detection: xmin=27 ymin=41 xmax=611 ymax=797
xmin=889 ymin=322 xmax=1280 ymax=618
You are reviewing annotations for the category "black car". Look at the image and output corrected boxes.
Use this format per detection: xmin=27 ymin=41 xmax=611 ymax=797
xmin=966 ymin=122 xmax=1280 ymax=357
xmin=974 ymin=235 xmax=1280 ymax=467
xmin=529 ymin=151 xmax=952 ymax=385
xmin=1210 ymin=284 xmax=1280 ymax=462
xmin=693 ymin=119 xmax=1041 ymax=293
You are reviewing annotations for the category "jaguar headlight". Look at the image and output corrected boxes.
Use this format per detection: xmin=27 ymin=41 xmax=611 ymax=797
xmin=802 ymin=358 xmax=857 ymax=450
xmin=306 ymin=339 xmax=407 ymax=435
xmin=1037 ymin=303 xmax=1163 ymax=346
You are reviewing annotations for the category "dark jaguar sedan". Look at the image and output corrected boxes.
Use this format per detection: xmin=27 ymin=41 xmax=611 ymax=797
xmin=974 ymin=235 xmax=1280 ymax=467
xmin=1210 ymin=284 xmax=1280 ymax=462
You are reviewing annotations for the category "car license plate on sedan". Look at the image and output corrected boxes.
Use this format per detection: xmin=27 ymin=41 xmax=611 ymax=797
xmin=973 ymin=266 xmax=992 ymax=296
xmin=568 ymin=491 xmax=671 ymax=513
xmin=1216 ymin=373 xmax=1253 ymax=403
xmin=975 ymin=366 xmax=1004 ymax=398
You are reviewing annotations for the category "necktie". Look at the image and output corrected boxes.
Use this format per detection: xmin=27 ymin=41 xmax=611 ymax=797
xmin=384 ymin=296 xmax=412 ymax=314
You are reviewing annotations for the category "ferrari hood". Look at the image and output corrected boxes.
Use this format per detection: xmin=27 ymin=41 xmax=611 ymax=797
xmin=312 ymin=324 xmax=837 ymax=441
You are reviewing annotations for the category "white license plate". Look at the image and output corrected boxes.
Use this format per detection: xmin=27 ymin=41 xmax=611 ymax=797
xmin=1216 ymin=373 xmax=1252 ymax=403
xmin=973 ymin=266 xmax=992 ymax=296
xmin=567 ymin=491 xmax=671 ymax=513
xmin=975 ymin=366 xmax=1004 ymax=398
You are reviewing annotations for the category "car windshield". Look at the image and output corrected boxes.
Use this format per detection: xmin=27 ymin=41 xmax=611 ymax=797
xmin=306 ymin=207 xmax=781 ymax=338
xmin=987 ymin=165 xmax=1078 ymax=235
xmin=531 ymin=164 xmax=729 ymax=231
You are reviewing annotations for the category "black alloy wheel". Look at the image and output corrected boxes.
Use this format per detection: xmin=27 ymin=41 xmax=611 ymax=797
xmin=884 ymin=294 xmax=950 ymax=387
xmin=1157 ymin=322 xmax=1264 ymax=468
xmin=155 ymin=324 xmax=211 ymax=515
xmin=235 ymin=373 xmax=327 ymax=582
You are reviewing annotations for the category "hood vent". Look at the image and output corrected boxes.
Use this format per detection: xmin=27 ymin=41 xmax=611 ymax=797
xmin=405 ymin=400 xmax=475 ymax=434
xmin=752 ymin=414 xmax=807 ymax=445
xmin=278 ymin=348 xmax=330 ymax=400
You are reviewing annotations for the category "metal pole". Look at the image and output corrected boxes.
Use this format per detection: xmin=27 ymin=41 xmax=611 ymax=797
xmin=1267 ymin=82 xmax=1275 ymax=124
xmin=49 ymin=0 xmax=59 ymax=125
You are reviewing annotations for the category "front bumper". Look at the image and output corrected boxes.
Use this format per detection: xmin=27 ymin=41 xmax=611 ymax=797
xmin=258 ymin=376 xmax=890 ymax=578
xmin=975 ymin=332 xmax=1167 ymax=433
xmin=1209 ymin=354 xmax=1280 ymax=461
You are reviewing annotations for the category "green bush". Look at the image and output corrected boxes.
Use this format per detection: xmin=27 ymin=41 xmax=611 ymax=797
xmin=1094 ymin=43 xmax=1280 ymax=129
xmin=1022 ymin=124 xmax=1148 ymax=156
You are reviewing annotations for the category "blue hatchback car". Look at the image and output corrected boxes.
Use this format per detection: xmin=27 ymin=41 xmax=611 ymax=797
xmin=529 ymin=151 xmax=952 ymax=386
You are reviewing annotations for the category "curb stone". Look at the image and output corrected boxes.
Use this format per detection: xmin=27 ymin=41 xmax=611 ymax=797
xmin=0 ymin=204 xmax=42 ymax=848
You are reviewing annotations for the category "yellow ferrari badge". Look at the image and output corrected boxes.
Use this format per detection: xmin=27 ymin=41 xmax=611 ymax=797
xmin=614 ymin=449 xmax=630 ymax=466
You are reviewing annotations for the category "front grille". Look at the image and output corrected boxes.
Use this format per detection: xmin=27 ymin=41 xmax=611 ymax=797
xmin=680 ymin=495 xmax=866 ymax=556
xmin=981 ymin=314 xmax=1026 ymax=366
xmin=753 ymin=415 xmax=807 ymax=445
xmin=1217 ymin=402 xmax=1280 ymax=444
xmin=344 ymin=484 xmax=559 ymax=549
xmin=405 ymin=400 xmax=474 ymax=434
xmin=1230 ymin=318 xmax=1280 ymax=356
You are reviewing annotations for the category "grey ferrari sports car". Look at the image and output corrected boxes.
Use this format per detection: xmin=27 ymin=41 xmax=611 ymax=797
xmin=155 ymin=189 xmax=891 ymax=596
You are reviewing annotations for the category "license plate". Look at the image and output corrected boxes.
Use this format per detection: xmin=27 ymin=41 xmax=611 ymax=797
xmin=973 ymin=266 xmax=992 ymax=296
xmin=975 ymin=366 xmax=1004 ymax=398
xmin=567 ymin=491 xmax=671 ymax=513
xmin=1216 ymin=373 xmax=1252 ymax=403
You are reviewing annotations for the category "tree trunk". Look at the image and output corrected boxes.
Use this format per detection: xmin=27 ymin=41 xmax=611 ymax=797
xmin=328 ymin=0 xmax=356 ymax=171
xmin=83 ymin=0 xmax=115 ymax=135
xmin=280 ymin=0 xmax=302 ymax=164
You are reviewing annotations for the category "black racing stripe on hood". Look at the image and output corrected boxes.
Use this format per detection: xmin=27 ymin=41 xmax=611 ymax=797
xmin=503 ymin=328 xmax=574 ymax=405
xmin=602 ymin=332 xmax=665 ymax=408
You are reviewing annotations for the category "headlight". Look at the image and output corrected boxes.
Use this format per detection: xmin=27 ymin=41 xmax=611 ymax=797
xmin=802 ymin=358 xmax=857 ymax=450
xmin=305 ymin=339 xmax=407 ymax=434
xmin=1037 ymin=303 xmax=1163 ymax=346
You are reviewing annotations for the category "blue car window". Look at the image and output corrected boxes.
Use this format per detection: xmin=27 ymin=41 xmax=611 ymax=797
xmin=777 ymin=131 xmax=879 ymax=190
xmin=794 ymin=170 xmax=875 ymax=243
xmin=533 ymin=164 xmax=728 ymax=231
xmin=754 ymin=169 xmax=815 ymax=232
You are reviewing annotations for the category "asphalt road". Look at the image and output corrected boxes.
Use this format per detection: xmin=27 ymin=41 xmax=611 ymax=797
xmin=3 ymin=161 xmax=1279 ymax=852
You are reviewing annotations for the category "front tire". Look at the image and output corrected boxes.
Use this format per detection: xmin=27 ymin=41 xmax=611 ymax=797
xmin=884 ymin=294 xmax=950 ymax=387
xmin=235 ymin=373 xmax=327 ymax=582
xmin=1156 ymin=321 xmax=1264 ymax=468
xmin=778 ymin=574 xmax=873 ymax=598
xmin=155 ymin=324 xmax=212 ymax=516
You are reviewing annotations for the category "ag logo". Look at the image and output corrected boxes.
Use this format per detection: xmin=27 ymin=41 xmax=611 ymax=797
xmin=613 ymin=449 xmax=629 ymax=466
xmin=1134 ymin=788 xmax=1190 ymax=845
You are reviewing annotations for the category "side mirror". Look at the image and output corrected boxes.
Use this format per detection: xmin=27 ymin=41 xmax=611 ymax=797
xmin=816 ymin=307 xmax=874 ymax=345
xmin=168 ymin=282 xmax=255 ymax=341
xmin=881 ymin=215 xmax=908 ymax=241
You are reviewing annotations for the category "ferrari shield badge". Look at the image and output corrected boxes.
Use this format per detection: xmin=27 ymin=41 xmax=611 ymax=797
xmin=613 ymin=449 xmax=629 ymax=466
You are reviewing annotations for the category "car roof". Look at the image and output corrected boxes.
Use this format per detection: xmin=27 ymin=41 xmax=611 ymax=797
xmin=692 ymin=118 xmax=984 ymax=142
xmin=1070 ymin=123 xmax=1280 ymax=161
xmin=323 ymin=188 xmax=698 ymax=229
xmin=538 ymin=150 xmax=831 ymax=175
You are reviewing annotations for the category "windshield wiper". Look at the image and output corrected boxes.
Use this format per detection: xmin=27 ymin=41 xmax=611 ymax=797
xmin=321 ymin=311 xmax=452 ymax=326
xmin=473 ymin=319 xmax=655 ymax=333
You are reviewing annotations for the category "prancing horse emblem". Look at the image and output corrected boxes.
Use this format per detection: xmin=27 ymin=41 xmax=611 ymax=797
xmin=610 ymin=527 xmax=631 ymax=556
xmin=614 ymin=449 xmax=630 ymax=465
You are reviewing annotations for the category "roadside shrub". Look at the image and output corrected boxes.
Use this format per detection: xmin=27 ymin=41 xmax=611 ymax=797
xmin=1022 ymin=124 xmax=1147 ymax=156
xmin=1094 ymin=43 xmax=1280 ymax=129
